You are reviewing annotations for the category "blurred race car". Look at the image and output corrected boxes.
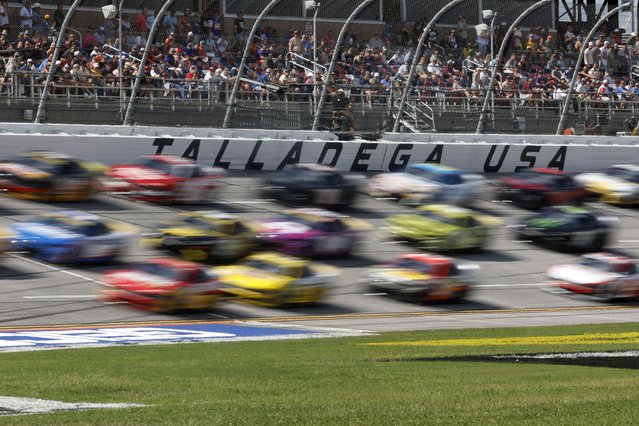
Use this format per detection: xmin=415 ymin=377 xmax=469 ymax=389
xmin=386 ymin=204 xmax=500 ymax=252
xmin=141 ymin=211 xmax=256 ymax=262
xmin=515 ymin=206 xmax=613 ymax=252
xmin=368 ymin=163 xmax=484 ymax=206
xmin=546 ymin=252 xmax=639 ymax=301
xmin=102 ymin=258 xmax=221 ymax=313
xmin=262 ymin=164 xmax=363 ymax=208
xmin=214 ymin=252 xmax=339 ymax=307
xmin=107 ymin=155 xmax=225 ymax=203
xmin=575 ymin=164 xmax=639 ymax=206
xmin=0 ymin=151 xmax=105 ymax=201
xmin=11 ymin=210 xmax=137 ymax=263
xmin=363 ymin=253 xmax=476 ymax=303
xmin=252 ymin=208 xmax=370 ymax=257
xmin=494 ymin=168 xmax=590 ymax=209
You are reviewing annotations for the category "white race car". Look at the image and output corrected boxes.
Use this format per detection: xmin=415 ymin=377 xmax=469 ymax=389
xmin=546 ymin=252 xmax=639 ymax=301
xmin=368 ymin=163 xmax=483 ymax=206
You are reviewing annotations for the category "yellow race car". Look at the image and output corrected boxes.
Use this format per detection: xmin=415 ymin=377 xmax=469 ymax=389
xmin=386 ymin=204 xmax=501 ymax=252
xmin=141 ymin=211 xmax=257 ymax=262
xmin=213 ymin=252 xmax=339 ymax=307
xmin=575 ymin=164 xmax=639 ymax=206
xmin=0 ymin=151 xmax=106 ymax=202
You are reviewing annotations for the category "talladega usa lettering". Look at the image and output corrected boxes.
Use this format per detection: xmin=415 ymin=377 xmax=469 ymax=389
xmin=150 ymin=138 xmax=568 ymax=173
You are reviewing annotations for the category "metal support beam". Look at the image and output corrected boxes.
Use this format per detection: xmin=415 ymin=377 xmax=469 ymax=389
xmin=392 ymin=0 xmax=470 ymax=133
xmin=35 ymin=0 xmax=83 ymax=124
xmin=312 ymin=0 xmax=376 ymax=131
xmin=124 ymin=0 xmax=175 ymax=126
xmin=556 ymin=2 xmax=631 ymax=135
xmin=223 ymin=0 xmax=285 ymax=129
xmin=477 ymin=0 xmax=552 ymax=134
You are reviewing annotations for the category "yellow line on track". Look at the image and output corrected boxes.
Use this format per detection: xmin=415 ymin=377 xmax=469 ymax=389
xmin=0 ymin=305 xmax=637 ymax=331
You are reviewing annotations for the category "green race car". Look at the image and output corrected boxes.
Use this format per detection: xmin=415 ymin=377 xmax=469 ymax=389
xmin=386 ymin=204 xmax=501 ymax=252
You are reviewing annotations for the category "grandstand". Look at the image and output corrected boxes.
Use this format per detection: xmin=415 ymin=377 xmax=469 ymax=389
xmin=0 ymin=0 xmax=638 ymax=135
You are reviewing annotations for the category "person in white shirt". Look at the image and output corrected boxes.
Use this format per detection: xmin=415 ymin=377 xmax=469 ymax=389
xmin=0 ymin=1 xmax=10 ymax=28
xmin=20 ymin=0 xmax=34 ymax=28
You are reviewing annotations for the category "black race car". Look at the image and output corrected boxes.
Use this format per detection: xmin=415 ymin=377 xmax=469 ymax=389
xmin=515 ymin=206 xmax=614 ymax=252
xmin=262 ymin=164 xmax=363 ymax=208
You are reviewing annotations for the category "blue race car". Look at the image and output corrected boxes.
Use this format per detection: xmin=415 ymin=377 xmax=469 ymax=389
xmin=11 ymin=210 xmax=138 ymax=264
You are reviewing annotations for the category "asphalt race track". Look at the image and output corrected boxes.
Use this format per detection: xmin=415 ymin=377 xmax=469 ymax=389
xmin=1 ymin=172 xmax=639 ymax=332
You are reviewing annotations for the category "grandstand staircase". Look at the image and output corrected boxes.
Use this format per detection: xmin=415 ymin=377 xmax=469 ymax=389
xmin=393 ymin=98 xmax=436 ymax=133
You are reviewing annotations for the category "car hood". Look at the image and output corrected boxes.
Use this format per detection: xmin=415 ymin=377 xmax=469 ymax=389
xmin=255 ymin=219 xmax=320 ymax=239
xmin=12 ymin=222 xmax=82 ymax=244
xmin=370 ymin=173 xmax=440 ymax=193
xmin=215 ymin=266 xmax=291 ymax=290
xmin=0 ymin=162 xmax=50 ymax=179
xmin=387 ymin=214 xmax=458 ymax=235
xmin=105 ymin=270 xmax=180 ymax=291
xmin=159 ymin=226 xmax=212 ymax=238
xmin=109 ymin=165 xmax=176 ymax=186
xmin=575 ymin=173 xmax=639 ymax=192
xmin=547 ymin=264 xmax=621 ymax=285
xmin=369 ymin=268 xmax=430 ymax=283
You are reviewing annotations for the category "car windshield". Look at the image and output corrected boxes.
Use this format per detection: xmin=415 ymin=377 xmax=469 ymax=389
xmin=135 ymin=262 xmax=185 ymax=281
xmin=605 ymin=167 xmax=639 ymax=183
xmin=9 ymin=155 xmax=63 ymax=174
xmin=181 ymin=216 xmax=234 ymax=234
xmin=136 ymin=157 xmax=173 ymax=174
xmin=512 ymin=171 xmax=554 ymax=184
xmin=580 ymin=258 xmax=614 ymax=272
xmin=40 ymin=217 xmax=107 ymax=236
xmin=240 ymin=259 xmax=284 ymax=275
xmin=170 ymin=164 xmax=196 ymax=178
xmin=394 ymin=258 xmax=432 ymax=273
xmin=418 ymin=210 xmax=466 ymax=227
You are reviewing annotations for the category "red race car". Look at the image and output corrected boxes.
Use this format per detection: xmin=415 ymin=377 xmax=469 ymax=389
xmin=107 ymin=155 xmax=225 ymax=203
xmin=101 ymin=258 xmax=222 ymax=313
xmin=494 ymin=168 xmax=590 ymax=209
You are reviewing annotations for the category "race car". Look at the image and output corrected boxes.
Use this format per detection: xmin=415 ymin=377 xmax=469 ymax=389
xmin=141 ymin=211 xmax=257 ymax=262
xmin=214 ymin=252 xmax=339 ymax=307
xmin=0 ymin=151 xmax=105 ymax=201
xmin=10 ymin=210 xmax=138 ymax=264
xmin=363 ymin=253 xmax=476 ymax=303
xmin=101 ymin=258 xmax=221 ymax=313
xmin=368 ymin=163 xmax=484 ymax=206
xmin=252 ymin=208 xmax=370 ymax=257
xmin=546 ymin=252 xmax=639 ymax=301
xmin=493 ymin=168 xmax=590 ymax=209
xmin=107 ymin=155 xmax=225 ymax=203
xmin=385 ymin=204 xmax=500 ymax=252
xmin=575 ymin=164 xmax=639 ymax=206
xmin=262 ymin=164 xmax=363 ymax=208
xmin=515 ymin=206 xmax=613 ymax=252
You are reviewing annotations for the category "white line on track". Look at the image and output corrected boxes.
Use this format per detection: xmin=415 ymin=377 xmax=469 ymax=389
xmin=7 ymin=253 xmax=105 ymax=285
xmin=23 ymin=295 xmax=97 ymax=300
xmin=618 ymin=240 xmax=639 ymax=243
xmin=476 ymin=283 xmax=542 ymax=288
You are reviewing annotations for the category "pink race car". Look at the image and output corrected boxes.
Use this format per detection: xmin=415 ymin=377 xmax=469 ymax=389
xmin=253 ymin=208 xmax=370 ymax=257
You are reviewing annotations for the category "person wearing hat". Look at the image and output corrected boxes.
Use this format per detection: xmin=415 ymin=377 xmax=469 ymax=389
xmin=18 ymin=54 xmax=36 ymax=96
xmin=332 ymin=88 xmax=355 ymax=132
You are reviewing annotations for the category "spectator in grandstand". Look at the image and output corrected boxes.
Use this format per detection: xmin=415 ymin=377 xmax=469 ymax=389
xmin=53 ymin=4 xmax=64 ymax=29
xmin=456 ymin=16 xmax=468 ymax=46
xmin=332 ymin=87 xmax=355 ymax=131
xmin=136 ymin=8 xmax=148 ymax=33
xmin=20 ymin=0 xmax=33 ymax=29
xmin=0 ymin=1 xmax=9 ymax=30
xmin=163 ymin=10 xmax=177 ymax=35
xmin=233 ymin=12 xmax=245 ymax=38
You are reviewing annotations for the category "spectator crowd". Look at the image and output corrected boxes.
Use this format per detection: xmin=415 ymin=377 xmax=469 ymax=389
xmin=2 ymin=1 xmax=639 ymax=107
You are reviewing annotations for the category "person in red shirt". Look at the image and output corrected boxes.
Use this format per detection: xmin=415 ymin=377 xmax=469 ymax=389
xmin=136 ymin=8 xmax=148 ymax=32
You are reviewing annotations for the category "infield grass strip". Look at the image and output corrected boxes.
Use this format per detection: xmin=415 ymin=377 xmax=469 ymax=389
xmin=0 ymin=322 xmax=638 ymax=425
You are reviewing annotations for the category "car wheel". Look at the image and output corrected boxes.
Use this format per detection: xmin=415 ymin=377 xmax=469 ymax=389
xmin=270 ymin=290 xmax=289 ymax=309
xmin=592 ymin=233 xmax=607 ymax=250
xmin=597 ymin=283 xmax=619 ymax=302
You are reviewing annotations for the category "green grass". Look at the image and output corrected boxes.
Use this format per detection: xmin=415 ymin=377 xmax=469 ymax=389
xmin=2 ymin=322 xmax=639 ymax=424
